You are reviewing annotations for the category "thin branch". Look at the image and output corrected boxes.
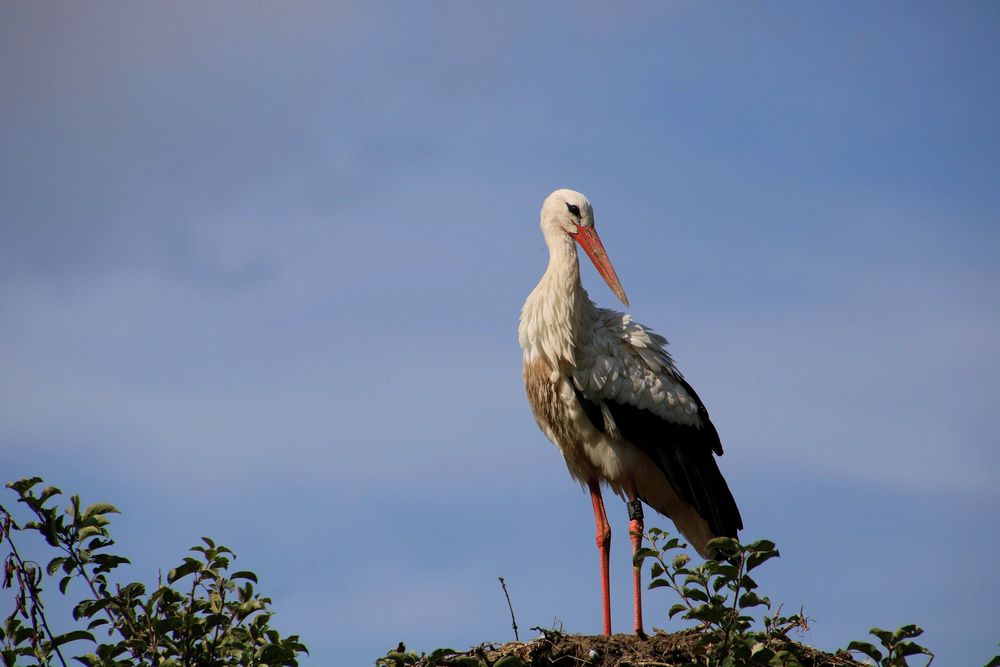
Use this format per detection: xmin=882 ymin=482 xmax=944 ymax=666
xmin=2 ymin=514 xmax=70 ymax=667
xmin=207 ymin=580 xmax=228 ymax=664
xmin=65 ymin=544 xmax=135 ymax=641
xmin=498 ymin=577 xmax=519 ymax=642
xmin=721 ymin=549 xmax=747 ymax=659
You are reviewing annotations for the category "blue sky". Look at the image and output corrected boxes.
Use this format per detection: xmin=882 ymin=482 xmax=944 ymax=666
xmin=2 ymin=2 xmax=998 ymax=665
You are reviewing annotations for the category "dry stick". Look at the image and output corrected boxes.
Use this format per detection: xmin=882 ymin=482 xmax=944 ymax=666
xmin=498 ymin=577 xmax=519 ymax=642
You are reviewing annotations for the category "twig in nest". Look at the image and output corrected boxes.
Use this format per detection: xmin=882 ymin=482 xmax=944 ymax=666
xmin=498 ymin=576 xmax=519 ymax=641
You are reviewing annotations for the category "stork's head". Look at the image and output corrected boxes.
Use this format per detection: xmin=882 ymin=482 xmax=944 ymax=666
xmin=541 ymin=189 xmax=629 ymax=307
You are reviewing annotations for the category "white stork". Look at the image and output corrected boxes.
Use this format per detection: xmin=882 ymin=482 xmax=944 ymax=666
xmin=518 ymin=189 xmax=742 ymax=637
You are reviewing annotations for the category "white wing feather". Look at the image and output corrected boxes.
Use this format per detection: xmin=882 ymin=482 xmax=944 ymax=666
xmin=572 ymin=307 xmax=702 ymax=427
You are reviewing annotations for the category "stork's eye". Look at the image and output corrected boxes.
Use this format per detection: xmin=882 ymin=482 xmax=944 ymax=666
xmin=566 ymin=203 xmax=581 ymax=218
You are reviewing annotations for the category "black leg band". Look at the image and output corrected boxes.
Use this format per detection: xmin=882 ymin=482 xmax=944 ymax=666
xmin=627 ymin=500 xmax=643 ymax=521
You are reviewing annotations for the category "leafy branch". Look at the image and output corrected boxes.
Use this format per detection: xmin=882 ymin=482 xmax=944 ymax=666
xmin=1 ymin=476 xmax=307 ymax=667
xmin=634 ymin=527 xmax=945 ymax=667
xmin=847 ymin=625 xmax=934 ymax=667
xmin=635 ymin=528 xmax=801 ymax=666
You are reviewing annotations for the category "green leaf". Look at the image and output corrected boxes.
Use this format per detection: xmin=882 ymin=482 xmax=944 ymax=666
xmin=746 ymin=549 xmax=780 ymax=572
xmin=38 ymin=486 xmax=62 ymax=503
xmin=231 ymin=570 xmax=258 ymax=583
xmin=118 ymin=582 xmax=145 ymax=598
xmin=706 ymin=536 xmax=739 ymax=554
xmin=49 ymin=630 xmax=95 ymax=649
xmin=893 ymin=624 xmax=924 ymax=640
xmin=649 ymin=562 xmax=664 ymax=578
xmin=896 ymin=640 xmax=933 ymax=657
xmin=749 ymin=539 xmax=777 ymax=552
xmin=46 ymin=556 xmax=66 ymax=576
xmin=847 ymin=640 xmax=884 ymax=663
xmin=649 ymin=578 xmax=670 ymax=589
xmin=688 ymin=603 xmax=726 ymax=624
xmin=155 ymin=617 xmax=184 ymax=634
xmin=870 ymin=627 xmax=894 ymax=646
xmin=749 ymin=642 xmax=775 ymax=663
xmin=738 ymin=592 xmax=770 ymax=609
xmin=713 ymin=564 xmax=739 ymax=580
xmin=668 ymin=603 xmax=687 ymax=619
xmin=632 ymin=547 xmax=658 ymax=565
xmin=7 ymin=477 xmax=43 ymax=495
xmin=683 ymin=572 xmax=707 ymax=587
xmin=681 ymin=586 xmax=708 ymax=603
xmin=82 ymin=503 xmax=119 ymax=519
xmin=91 ymin=554 xmax=130 ymax=574
xmin=168 ymin=560 xmax=201 ymax=583
xmin=984 ymin=655 xmax=1000 ymax=667
xmin=78 ymin=525 xmax=102 ymax=540
xmin=425 ymin=647 xmax=458 ymax=661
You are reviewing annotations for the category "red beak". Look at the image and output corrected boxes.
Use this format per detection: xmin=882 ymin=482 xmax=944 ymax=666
xmin=574 ymin=225 xmax=629 ymax=307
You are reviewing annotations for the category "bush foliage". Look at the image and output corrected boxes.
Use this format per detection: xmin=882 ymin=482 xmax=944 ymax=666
xmin=5 ymin=477 xmax=993 ymax=667
xmin=0 ymin=477 xmax=307 ymax=667
xmin=376 ymin=528 xmax=949 ymax=667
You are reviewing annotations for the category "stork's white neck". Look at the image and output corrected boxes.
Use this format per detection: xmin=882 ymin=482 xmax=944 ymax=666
xmin=518 ymin=233 xmax=593 ymax=369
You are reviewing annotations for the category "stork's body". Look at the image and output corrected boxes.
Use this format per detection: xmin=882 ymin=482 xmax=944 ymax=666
xmin=518 ymin=189 xmax=742 ymax=637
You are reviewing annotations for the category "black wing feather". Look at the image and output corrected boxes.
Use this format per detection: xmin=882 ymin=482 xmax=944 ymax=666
xmin=573 ymin=384 xmax=743 ymax=538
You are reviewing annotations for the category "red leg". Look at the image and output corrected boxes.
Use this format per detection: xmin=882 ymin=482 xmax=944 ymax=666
xmin=588 ymin=479 xmax=612 ymax=636
xmin=624 ymin=481 xmax=645 ymax=637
